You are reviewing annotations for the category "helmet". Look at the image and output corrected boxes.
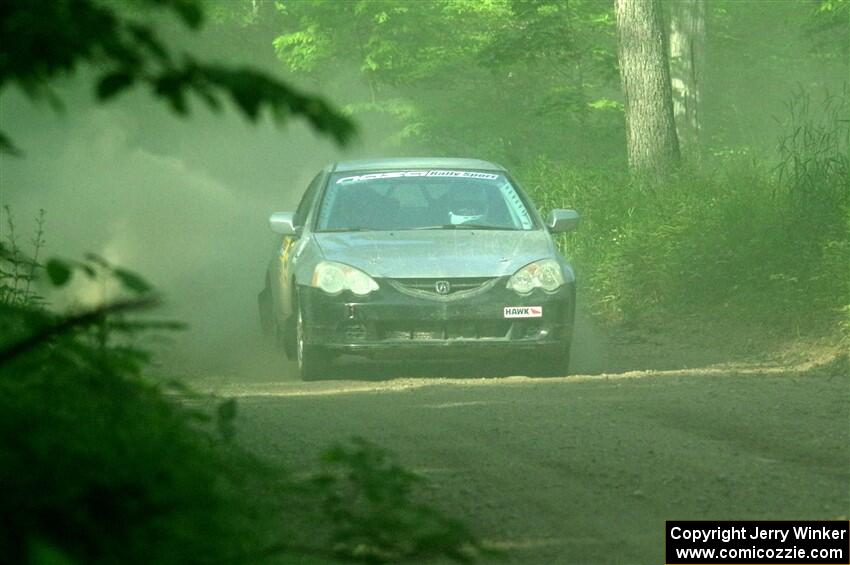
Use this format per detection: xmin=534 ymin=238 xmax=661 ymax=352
xmin=449 ymin=208 xmax=485 ymax=225
xmin=447 ymin=185 xmax=489 ymax=225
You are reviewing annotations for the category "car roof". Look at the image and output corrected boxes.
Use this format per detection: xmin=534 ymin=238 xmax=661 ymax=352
xmin=331 ymin=157 xmax=506 ymax=173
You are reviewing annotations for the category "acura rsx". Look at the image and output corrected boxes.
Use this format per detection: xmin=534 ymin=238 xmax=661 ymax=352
xmin=258 ymin=158 xmax=579 ymax=380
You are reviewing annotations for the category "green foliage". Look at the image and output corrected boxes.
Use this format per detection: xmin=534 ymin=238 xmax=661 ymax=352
xmin=210 ymin=0 xmax=845 ymax=170
xmin=0 ymin=336 xmax=267 ymax=564
xmin=523 ymin=150 xmax=848 ymax=332
xmin=1 ymin=207 xmax=46 ymax=308
xmin=776 ymin=85 xmax=849 ymax=207
xmin=518 ymin=83 xmax=848 ymax=334
xmin=702 ymin=0 xmax=847 ymax=155
xmin=0 ymin=247 xmax=254 ymax=564
xmin=806 ymin=0 xmax=849 ymax=58
xmin=271 ymin=0 xmax=622 ymax=166
xmin=0 ymin=0 xmax=355 ymax=153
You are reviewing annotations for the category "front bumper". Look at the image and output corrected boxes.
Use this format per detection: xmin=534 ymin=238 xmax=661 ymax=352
xmin=299 ymin=277 xmax=575 ymax=357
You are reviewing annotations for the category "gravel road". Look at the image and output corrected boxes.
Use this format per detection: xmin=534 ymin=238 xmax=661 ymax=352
xmin=215 ymin=354 xmax=849 ymax=564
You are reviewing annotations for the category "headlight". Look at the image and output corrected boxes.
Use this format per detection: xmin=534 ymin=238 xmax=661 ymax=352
xmin=507 ymin=259 xmax=564 ymax=294
xmin=311 ymin=261 xmax=379 ymax=296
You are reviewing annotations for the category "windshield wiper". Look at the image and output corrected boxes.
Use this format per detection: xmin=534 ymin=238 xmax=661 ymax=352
xmin=411 ymin=224 xmax=517 ymax=231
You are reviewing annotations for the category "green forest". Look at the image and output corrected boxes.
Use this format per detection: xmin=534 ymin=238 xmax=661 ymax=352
xmin=0 ymin=0 xmax=848 ymax=563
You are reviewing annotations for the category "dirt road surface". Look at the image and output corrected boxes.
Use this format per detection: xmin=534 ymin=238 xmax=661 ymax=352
xmin=211 ymin=348 xmax=849 ymax=565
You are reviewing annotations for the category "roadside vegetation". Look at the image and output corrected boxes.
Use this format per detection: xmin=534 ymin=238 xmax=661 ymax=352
xmin=523 ymin=91 xmax=849 ymax=335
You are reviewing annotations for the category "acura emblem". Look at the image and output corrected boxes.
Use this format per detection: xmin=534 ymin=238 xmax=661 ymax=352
xmin=435 ymin=280 xmax=451 ymax=295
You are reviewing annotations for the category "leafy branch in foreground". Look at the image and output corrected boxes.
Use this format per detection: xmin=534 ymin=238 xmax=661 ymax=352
xmin=0 ymin=206 xmax=46 ymax=307
xmin=0 ymin=0 xmax=355 ymax=154
xmin=0 ymin=295 xmax=161 ymax=365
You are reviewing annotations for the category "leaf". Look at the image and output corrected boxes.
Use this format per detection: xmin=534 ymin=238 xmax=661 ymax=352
xmin=154 ymin=73 xmax=189 ymax=115
xmin=229 ymin=83 xmax=262 ymax=121
xmin=113 ymin=268 xmax=153 ymax=294
xmin=97 ymin=71 xmax=135 ymax=100
xmin=46 ymin=259 xmax=72 ymax=287
xmin=170 ymin=0 xmax=204 ymax=29
xmin=127 ymin=23 xmax=170 ymax=62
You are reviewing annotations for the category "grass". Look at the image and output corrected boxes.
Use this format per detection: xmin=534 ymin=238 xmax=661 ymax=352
xmin=520 ymin=155 xmax=848 ymax=341
xmin=518 ymin=88 xmax=849 ymax=347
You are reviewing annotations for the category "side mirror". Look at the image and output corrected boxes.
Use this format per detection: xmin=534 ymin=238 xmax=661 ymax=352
xmin=269 ymin=212 xmax=297 ymax=235
xmin=547 ymin=209 xmax=580 ymax=233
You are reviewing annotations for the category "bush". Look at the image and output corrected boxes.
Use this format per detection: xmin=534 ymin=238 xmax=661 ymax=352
xmin=0 ymin=339 xmax=267 ymax=564
xmin=521 ymin=153 xmax=848 ymax=333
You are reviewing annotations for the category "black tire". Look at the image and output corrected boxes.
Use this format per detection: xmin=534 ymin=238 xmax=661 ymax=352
xmin=295 ymin=299 xmax=332 ymax=381
xmin=528 ymin=340 xmax=572 ymax=377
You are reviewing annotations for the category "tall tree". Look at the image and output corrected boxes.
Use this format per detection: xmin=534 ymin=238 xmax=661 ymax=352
xmin=615 ymin=0 xmax=681 ymax=178
xmin=668 ymin=0 xmax=705 ymax=155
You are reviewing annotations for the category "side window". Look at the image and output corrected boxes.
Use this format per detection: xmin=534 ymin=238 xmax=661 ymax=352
xmin=293 ymin=173 xmax=323 ymax=228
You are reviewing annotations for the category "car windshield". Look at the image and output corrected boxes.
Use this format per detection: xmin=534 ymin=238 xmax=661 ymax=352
xmin=316 ymin=170 xmax=536 ymax=232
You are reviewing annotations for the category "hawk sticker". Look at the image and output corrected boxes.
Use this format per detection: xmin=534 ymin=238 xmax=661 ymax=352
xmin=503 ymin=306 xmax=543 ymax=318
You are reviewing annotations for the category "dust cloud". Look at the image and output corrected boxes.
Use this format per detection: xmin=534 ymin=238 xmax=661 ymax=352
xmin=0 ymin=72 xmax=402 ymax=379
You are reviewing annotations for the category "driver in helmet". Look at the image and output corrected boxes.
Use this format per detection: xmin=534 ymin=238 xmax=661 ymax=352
xmin=447 ymin=184 xmax=491 ymax=226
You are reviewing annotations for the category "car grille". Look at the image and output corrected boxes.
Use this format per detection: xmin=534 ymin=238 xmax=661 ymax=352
xmin=386 ymin=277 xmax=498 ymax=301
xmin=337 ymin=320 xmax=545 ymax=342
xmin=343 ymin=323 xmax=368 ymax=341
xmin=379 ymin=320 xmax=509 ymax=340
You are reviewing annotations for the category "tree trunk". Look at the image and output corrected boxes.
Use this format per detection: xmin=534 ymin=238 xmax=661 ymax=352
xmin=615 ymin=0 xmax=681 ymax=179
xmin=669 ymin=0 xmax=705 ymax=156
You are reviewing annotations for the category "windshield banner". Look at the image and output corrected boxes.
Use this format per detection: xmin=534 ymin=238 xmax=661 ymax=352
xmin=336 ymin=170 xmax=500 ymax=184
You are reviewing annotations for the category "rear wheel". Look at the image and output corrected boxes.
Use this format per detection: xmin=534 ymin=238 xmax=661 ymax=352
xmin=296 ymin=300 xmax=332 ymax=381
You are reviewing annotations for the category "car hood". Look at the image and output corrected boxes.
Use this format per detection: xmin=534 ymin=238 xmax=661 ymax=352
xmin=313 ymin=230 xmax=554 ymax=278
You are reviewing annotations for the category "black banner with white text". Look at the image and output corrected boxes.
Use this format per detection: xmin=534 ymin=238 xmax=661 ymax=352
xmin=665 ymin=521 xmax=849 ymax=564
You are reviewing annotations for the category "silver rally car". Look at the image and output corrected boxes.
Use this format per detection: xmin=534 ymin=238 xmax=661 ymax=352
xmin=259 ymin=157 xmax=579 ymax=380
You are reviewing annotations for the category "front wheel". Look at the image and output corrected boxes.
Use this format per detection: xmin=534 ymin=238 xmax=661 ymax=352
xmin=296 ymin=301 xmax=332 ymax=381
